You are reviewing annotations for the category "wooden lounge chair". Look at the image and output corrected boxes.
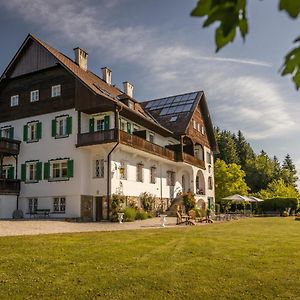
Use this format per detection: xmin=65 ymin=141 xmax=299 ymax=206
xmin=176 ymin=212 xmax=195 ymax=225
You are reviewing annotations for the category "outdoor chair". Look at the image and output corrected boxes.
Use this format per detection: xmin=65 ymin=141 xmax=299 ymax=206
xmin=176 ymin=212 xmax=195 ymax=226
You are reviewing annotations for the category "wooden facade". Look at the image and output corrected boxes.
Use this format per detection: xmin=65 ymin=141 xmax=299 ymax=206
xmin=0 ymin=66 xmax=75 ymax=122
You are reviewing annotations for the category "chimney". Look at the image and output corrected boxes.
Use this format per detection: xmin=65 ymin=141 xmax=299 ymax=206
xmin=73 ymin=47 xmax=88 ymax=71
xmin=101 ymin=67 xmax=112 ymax=85
xmin=123 ymin=81 xmax=134 ymax=98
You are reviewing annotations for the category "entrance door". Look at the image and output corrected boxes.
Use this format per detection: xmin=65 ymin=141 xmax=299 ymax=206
xmin=95 ymin=196 xmax=108 ymax=221
xmin=95 ymin=196 xmax=103 ymax=221
xmin=81 ymin=196 xmax=93 ymax=221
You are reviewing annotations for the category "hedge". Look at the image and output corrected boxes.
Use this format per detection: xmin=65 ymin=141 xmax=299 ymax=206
xmin=258 ymin=198 xmax=299 ymax=213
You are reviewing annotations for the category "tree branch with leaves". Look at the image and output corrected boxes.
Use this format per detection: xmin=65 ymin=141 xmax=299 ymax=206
xmin=191 ymin=0 xmax=300 ymax=89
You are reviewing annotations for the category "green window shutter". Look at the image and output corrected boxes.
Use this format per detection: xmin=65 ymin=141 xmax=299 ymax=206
xmin=67 ymin=160 xmax=74 ymax=178
xmin=36 ymin=162 xmax=42 ymax=181
xmin=104 ymin=116 xmax=110 ymax=130
xmin=127 ymin=122 xmax=132 ymax=134
xmin=67 ymin=116 xmax=72 ymax=135
xmin=44 ymin=162 xmax=50 ymax=180
xmin=51 ymin=119 xmax=57 ymax=137
xmin=36 ymin=122 xmax=42 ymax=140
xmin=8 ymin=166 xmax=14 ymax=179
xmin=9 ymin=127 xmax=14 ymax=139
xmin=23 ymin=125 xmax=28 ymax=142
xmin=89 ymin=118 xmax=94 ymax=133
xmin=21 ymin=164 xmax=26 ymax=182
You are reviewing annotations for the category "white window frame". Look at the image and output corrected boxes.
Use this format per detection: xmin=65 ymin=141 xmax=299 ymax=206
xmin=201 ymin=126 xmax=205 ymax=135
xmin=50 ymin=160 xmax=68 ymax=180
xmin=206 ymin=151 xmax=212 ymax=164
xmin=197 ymin=123 xmax=201 ymax=132
xmin=2 ymin=165 xmax=11 ymax=179
xmin=150 ymin=166 xmax=156 ymax=184
xmin=95 ymin=117 xmax=105 ymax=132
xmin=1 ymin=127 xmax=11 ymax=138
xmin=53 ymin=197 xmax=66 ymax=213
xmin=27 ymin=162 xmax=37 ymax=182
xmin=10 ymin=95 xmax=19 ymax=107
xmin=94 ymin=159 xmax=105 ymax=178
xmin=30 ymin=90 xmax=39 ymax=102
xmin=166 ymin=171 xmax=175 ymax=186
xmin=193 ymin=120 xmax=197 ymax=129
xmin=149 ymin=133 xmax=155 ymax=143
xmin=51 ymin=85 xmax=61 ymax=97
xmin=27 ymin=122 xmax=38 ymax=142
xmin=28 ymin=198 xmax=38 ymax=213
xmin=136 ymin=163 xmax=144 ymax=182
xmin=56 ymin=116 xmax=68 ymax=137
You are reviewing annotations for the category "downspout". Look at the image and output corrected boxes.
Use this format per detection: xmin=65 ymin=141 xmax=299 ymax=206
xmin=106 ymin=106 xmax=121 ymax=220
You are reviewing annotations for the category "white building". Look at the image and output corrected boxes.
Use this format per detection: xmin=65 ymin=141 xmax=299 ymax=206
xmin=0 ymin=34 xmax=218 ymax=220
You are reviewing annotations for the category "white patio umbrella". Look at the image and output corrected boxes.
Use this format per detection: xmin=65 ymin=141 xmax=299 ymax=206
xmin=222 ymin=194 xmax=249 ymax=202
xmin=222 ymin=194 xmax=249 ymax=213
xmin=248 ymin=196 xmax=264 ymax=202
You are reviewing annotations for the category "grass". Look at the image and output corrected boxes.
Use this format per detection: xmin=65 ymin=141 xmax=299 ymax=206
xmin=1 ymin=218 xmax=300 ymax=299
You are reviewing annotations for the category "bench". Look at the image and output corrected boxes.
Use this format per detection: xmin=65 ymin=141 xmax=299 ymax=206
xmin=30 ymin=209 xmax=51 ymax=218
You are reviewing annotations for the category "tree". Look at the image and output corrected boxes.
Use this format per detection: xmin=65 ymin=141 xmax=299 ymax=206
xmin=214 ymin=158 xmax=250 ymax=202
xmin=281 ymin=154 xmax=298 ymax=188
xmin=191 ymin=0 xmax=300 ymax=89
xmin=244 ymin=151 xmax=278 ymax=193
xmin=234 ymin=130 xmax=255 ymax=169
xmin=214 ymin=128 xmax=239 ymax=164
xmin=257 ymin=178 xmax=299 ymax=199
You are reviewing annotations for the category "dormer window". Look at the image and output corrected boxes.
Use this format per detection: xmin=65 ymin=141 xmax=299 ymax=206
xmin=30 ymin=90 xmax=39 ymax=102
xmin=10 ymin=95 xmax=19 ymax=107
xmin=51 ymin=85 xmax=61 ymax=97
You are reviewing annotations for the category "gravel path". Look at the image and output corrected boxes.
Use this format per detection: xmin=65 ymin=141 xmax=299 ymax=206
xmin=0 ymin=217 xmax=188 ymax=237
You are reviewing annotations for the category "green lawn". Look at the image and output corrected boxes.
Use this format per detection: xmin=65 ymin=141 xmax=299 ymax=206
xmin=1 ymin=218 xmax=300 ymax=299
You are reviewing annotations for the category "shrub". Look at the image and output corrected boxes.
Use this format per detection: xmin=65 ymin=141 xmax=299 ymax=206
xmin=135 ymin=209 xmax=148 ymax=220
xmin=110 ymin=193 xmax=125 ymax=222
xmin=122 ymin=208 xmax=137 ymax=222
xmin=215 ymin=203 xmax=220 ymax=215
xmin=140 ymin=192 xmax=156 ymax=212
xmin=182 ymin=192 xmax=196 ymax=213
xmin=258 ymin=198 xmax=299 ymax=214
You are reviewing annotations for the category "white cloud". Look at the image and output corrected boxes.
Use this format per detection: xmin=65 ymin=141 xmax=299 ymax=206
xmin=2 ymin=0 xmax=298 ymax=141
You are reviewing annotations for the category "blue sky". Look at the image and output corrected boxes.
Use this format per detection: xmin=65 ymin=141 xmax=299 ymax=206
xmin=0 ymin=0 xmax=300 ymax=175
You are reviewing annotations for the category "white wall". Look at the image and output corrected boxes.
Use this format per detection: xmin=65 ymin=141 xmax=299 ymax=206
xmin=0 ymin=196 xmax=17 ymax=219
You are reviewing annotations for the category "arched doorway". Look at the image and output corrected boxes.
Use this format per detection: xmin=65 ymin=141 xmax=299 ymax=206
xmin=195 ymin=170 xmax=205 ymax=195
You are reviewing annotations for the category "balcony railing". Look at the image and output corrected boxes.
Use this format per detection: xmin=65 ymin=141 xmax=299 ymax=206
xmin=0 ymin=138 xmax=21 ymax=156
xmin=177 ymin=152 xmax=206 ymax=169
xmin=0 ymin=179 xmax=21 ymax=195
xmin=119 ymin=130 xmax=176 ymax=161
xmin=77 ymin=129 xmax=118 ymax=147
xmin=77 ymin=129 xmax=205 ymax=168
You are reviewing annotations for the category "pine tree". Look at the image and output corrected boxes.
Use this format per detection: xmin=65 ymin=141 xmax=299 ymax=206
xmin=235 ymin=130 xmax=255 ymax=169
xmin=281 ymin=154 xmax=298 ymax=188
xmin=215 ymin=130 xmax=239 ymax=164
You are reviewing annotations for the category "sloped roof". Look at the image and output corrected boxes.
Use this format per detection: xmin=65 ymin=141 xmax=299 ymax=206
xmin=142 ymin=91 xmax=202 ymax=135
xmin=0 ymin=34 xmax=172 ymax=134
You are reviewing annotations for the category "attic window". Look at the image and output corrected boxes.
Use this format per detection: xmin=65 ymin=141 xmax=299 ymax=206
xmin=170 ymin=116 xmax=178 ymax=122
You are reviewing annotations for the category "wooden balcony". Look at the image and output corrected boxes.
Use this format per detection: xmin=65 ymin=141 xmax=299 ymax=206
xmin=77 ymin=129 xmax=118 ymax=147
xmin=177 ymin=152 xmax=206 ymax=170
xmin=0 ymin=138 xmax=21 ymax=156
xmin=77 ymin=129 xmax=205 ymax=168
xmin=119 ymin=130 xmax=176 ymax=161
xmin=0 ymin=179 xmax=21 ymax=195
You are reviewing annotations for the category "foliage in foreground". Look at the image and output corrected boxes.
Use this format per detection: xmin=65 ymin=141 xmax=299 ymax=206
xmin=1 ymin=218 xmax=300 ymax=299
xmin=191 ymin=0 xmax=300 ymax=89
